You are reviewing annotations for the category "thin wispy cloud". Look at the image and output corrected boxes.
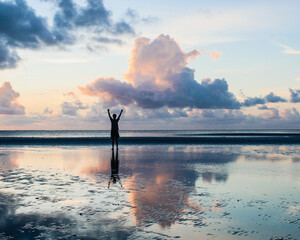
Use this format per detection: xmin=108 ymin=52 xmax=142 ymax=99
xmin=207 ymin=52 xmax=222 ymax=60
xmin=277 ymin=43 xmax=300 ymax=54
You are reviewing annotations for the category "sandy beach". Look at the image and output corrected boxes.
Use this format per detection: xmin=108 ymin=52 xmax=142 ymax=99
xmin=0 ymin=144 xmax=299 ymax=239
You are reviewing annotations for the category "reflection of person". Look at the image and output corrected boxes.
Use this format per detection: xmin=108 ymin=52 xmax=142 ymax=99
xmin=108 ymin=149 xmax=122 ymax=188
xmin=107 ymin=109 xmax=123 ymax=149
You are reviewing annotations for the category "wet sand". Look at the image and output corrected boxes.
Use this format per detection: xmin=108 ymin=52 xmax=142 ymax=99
xmin=0 ymin=145 xmax=299 ymax=239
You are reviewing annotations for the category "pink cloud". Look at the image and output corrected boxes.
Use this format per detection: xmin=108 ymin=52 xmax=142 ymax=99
xmin=123 ymin=35 xmax=202 ymax=91
xmin=80 ymin=35 xmax=239 ymax=109
xmin=0 ymin=82 xmax=25 ymax=115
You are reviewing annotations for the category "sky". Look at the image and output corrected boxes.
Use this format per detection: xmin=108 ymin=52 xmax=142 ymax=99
xmin=0 ymin=0 xmax=299 ymax=130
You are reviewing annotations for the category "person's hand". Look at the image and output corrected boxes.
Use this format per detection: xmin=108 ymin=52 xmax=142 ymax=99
xmin=121 ymin=109 xmax=123 ymax=112
xmin=107 ymin=109 xmax=110 ymax=112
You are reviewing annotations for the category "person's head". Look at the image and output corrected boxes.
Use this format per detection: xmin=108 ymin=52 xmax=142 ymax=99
xmin=113 ymin=114 xmax=117 ymax=119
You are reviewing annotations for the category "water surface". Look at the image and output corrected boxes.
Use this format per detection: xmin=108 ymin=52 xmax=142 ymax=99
xmin=0 ymin=144 xmax=299 ymax=239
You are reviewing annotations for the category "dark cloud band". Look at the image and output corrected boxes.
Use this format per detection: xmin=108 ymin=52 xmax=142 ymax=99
xmin=0 ymin=0 xmax=135 ymax=69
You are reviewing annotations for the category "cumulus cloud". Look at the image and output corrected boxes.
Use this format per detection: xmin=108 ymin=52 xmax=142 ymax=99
xmin=80 ymin=35 xmax=287 ymax=111
xmin=242 ymin=92 xmax=286 ymax=107
xmin=290 ymin=89 xmax=300 ymax=102
xmin=61 ymin=100 xmax=88 ymax=116
xmin=0 ymin=82 xmax=25 ymax=115
xmin=80 ymin=35 xmax=240 ymax=109
xmin=0 ymin=0 xmax=135 ymax=69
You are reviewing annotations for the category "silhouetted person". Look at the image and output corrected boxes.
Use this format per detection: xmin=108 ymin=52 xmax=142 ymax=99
xmin=108 ymin=149 xmax=122 ymax=188
xmin=107 ymin=109 xmax=123 ymax=149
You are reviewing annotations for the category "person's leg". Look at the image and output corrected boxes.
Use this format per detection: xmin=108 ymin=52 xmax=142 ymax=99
xmin=116 ymin=138 xmax=118 ymax=149
xmin=112 ymin=138 xmax=114 ymax=149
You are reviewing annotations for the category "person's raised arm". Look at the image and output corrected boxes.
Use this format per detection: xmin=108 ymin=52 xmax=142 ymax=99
xmin=117 ymin=109 xmax=123 ymax=120
xmin=107 ymin=109 xmax=112 ymax=120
